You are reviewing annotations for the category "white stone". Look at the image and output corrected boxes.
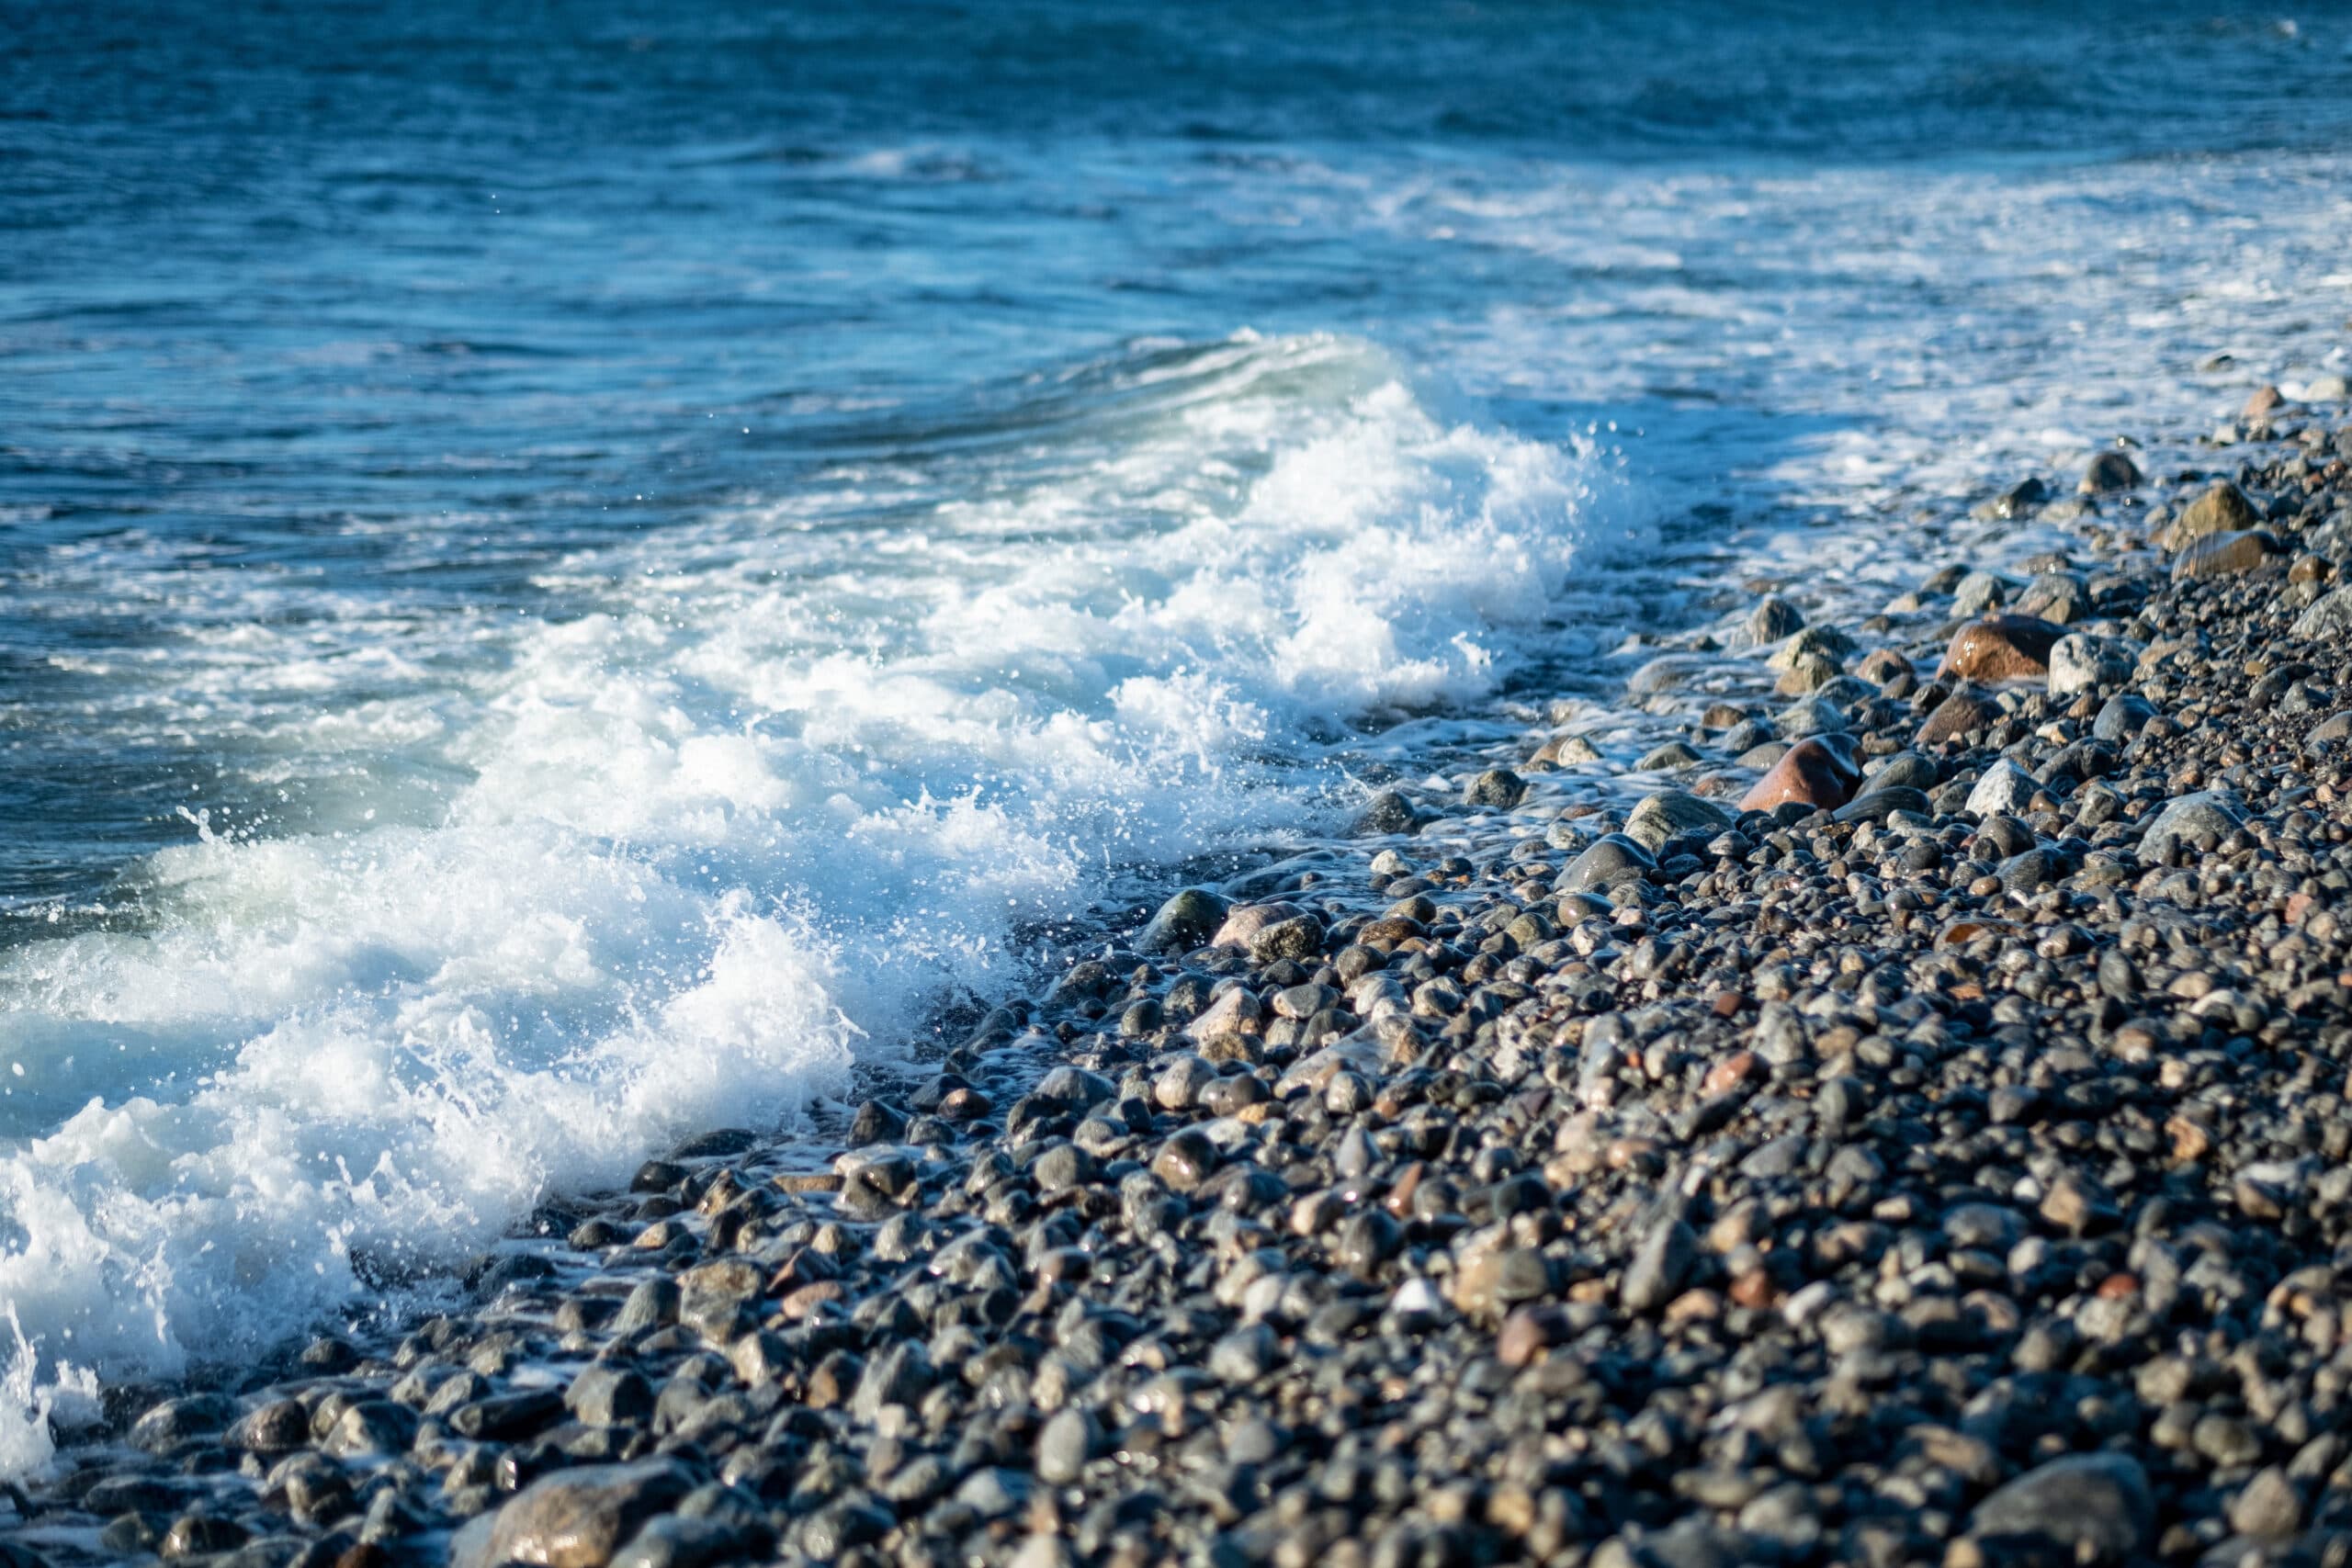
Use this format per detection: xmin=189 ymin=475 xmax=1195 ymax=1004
xmin=1965 ymin=760 xmax=2036 ymax=818
xmin=2046 ymin=632 xmax=2142 ymax=696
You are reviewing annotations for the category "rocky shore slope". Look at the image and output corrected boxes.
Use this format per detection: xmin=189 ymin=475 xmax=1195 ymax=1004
xmin=12 ymin=389 xmax=2352 ymax=1568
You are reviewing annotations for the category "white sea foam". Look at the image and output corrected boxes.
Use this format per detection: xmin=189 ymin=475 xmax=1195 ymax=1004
xmin=0 ymin=334 xmax=1645 ymax=1468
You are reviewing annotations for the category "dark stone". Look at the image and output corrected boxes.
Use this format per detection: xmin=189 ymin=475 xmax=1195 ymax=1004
xmin=129 ymin=1393 xmax=238 ymax=1454
xmin=1557 ymin=833 xmax=1656 ymax=897
xmin=1970 ymin=1453 xmax=2154 ymax=1563
xmin=1464 ymin=768 xmax=1527 ymax=809
xmin=1137 ymin=888 xmax=1231 ymax=953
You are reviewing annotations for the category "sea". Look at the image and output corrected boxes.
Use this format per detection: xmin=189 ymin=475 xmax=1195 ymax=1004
xmin=2 ymin=0 xmax=2349 ymax=1466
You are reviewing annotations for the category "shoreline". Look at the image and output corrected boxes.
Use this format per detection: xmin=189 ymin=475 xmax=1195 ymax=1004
xmin=9 ymin=393 xmax=2352 ymax=1567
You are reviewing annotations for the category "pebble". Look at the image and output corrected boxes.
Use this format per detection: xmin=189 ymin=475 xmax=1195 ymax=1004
xmin=2045 ymin=631 xmax=2140 ymax=696
xmin=1747 ymin=595 xmax=1805 ymax=642
xmin=1969 ymin=1453 xmax=2154 ymax=1563
xmin=453 ymin=1461 xmax=695 ymax=1568
xmin=1736 ymin=733 xmax=1859 ymax=813
xmin=2080 ymin=449 xmax=2143 ymax=492
xmin=2290 ymin=584 xmax=2352 ymax=638
xmin=1938 ymin=614 xmax=2064 ymax=682
xmin=1622 ymin=790 xmax=1734 ymax=852
xmin=2159 ymin=479 xmax=2260 ymax=548
xmin=2171 ymin=526 xmax=2284 ymax=580
xmin=1558 ymin=832 xmax=1655 ymax=895
xmin=1963 ymin=758 xmax=2036 ymax=817
xmin=1918 ymin=686 xmax=1997 ymax=746
xmin=1464 ymin=767 xmax=1526 ymax=808
xmin=1136 ymin=887 xmax=1230 ymax=953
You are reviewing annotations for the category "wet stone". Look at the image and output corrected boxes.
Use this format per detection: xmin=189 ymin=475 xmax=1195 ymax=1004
xmin=1464 ymin=768 xmax=1526 ymax=809
xmin=453 ymin=1460 xmax=695 ymax=1568
xmin=1623 ymin=791 xmax=1734 ymax=853
xmin=319 ymin=1399 xmax=417 ymax=1458
xmin=2081 ymin=449 xmax=2142 ymax=492
xmin=1747 ymin=595 xmax=1805 ymax=643
xmin=1150 ymin=1128 xmax=1219 ymax=1191
xmin=130 ymin=1393 xmax=238 ymax=1454
xmin=1919 ymin=687 xmax=1998 ymax=747
xmin=1557 ymin=833 xmax=1655 ymax=897
xmin=224 ymin=1399 xmax=310 ymax=1454
xmin=1951 ymin=570 xmax=2011 ymax=618
xmin=1739 ymin=734 xmax=1859 ymax=815
xmin=1133 ymin=884 xmax=1232 ymax=959
xmin=160 ymin=1515 xmax=249 ymax=1560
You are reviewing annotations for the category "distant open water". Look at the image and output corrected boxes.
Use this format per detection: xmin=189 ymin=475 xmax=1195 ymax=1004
xmin=2 ymin=0 xmax=2350 ymax=1466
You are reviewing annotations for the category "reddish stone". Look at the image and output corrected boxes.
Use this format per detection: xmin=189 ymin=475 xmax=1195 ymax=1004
xmin=1737 ymin=734 xmax=1860 ymax=814
xmin=1936 ymin=615 xmax=2064 ymax=683
xmin=1702 ymin=1050 xmax=1759 ymax=1096
xmin=2244 ymin=383 xmax=2284 ymax=421
xmin=1383 ymin=1160 xmax=1425 ymax=1219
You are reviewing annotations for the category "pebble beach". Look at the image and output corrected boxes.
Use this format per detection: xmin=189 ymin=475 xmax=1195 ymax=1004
xmin=9 ymin=384 xmax=2352 ymax=1568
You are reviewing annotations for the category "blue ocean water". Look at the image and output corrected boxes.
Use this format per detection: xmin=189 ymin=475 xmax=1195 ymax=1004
xmin=1 ymin=0 xmax=2348 ymax=1461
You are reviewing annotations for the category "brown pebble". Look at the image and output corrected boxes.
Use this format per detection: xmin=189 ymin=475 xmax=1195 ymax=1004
xmin=1663 ymin=1288 xmax=1721 ymax=1325
xmin=1938 ymin=615 xmax=2064 ymax=683
xmin=1918 ymin=686 xmax=1998 ymax=747
xmin=2171 ymin=528 xmax=2282 ymax=580
xmin=2165 ymin=1114 xmax=2212 ymax=1162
